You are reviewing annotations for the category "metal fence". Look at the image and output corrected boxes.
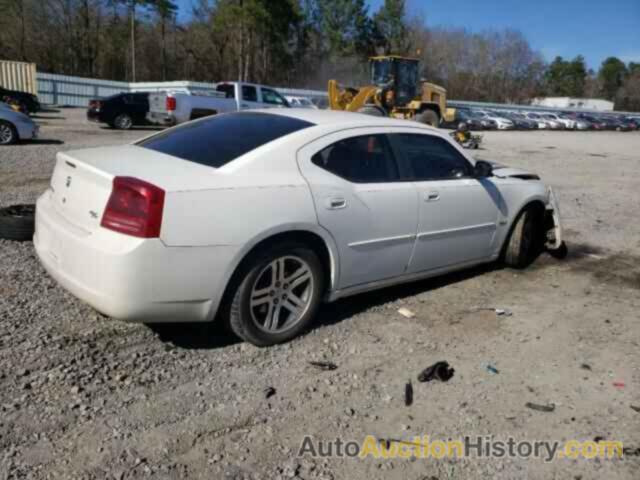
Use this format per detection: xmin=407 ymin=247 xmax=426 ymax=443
xmin=33 ymin=72 xmax=637 ymax=115
xmin=35 ymin=73 xmax=328 ymax=107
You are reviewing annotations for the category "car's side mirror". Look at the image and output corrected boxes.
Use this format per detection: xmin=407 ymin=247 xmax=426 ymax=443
xmin=474 ymin=160 xmax=493 ymax=178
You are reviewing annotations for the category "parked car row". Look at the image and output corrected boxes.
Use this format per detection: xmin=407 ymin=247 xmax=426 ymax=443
xmin=445 ymin=106 xmax=639 ymax=132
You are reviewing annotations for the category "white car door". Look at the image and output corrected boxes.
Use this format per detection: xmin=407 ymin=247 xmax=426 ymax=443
xmin=388 ymin=132 xmax=501 ymax=274
xmin=297 ymin=129 xmax=418 ymax=289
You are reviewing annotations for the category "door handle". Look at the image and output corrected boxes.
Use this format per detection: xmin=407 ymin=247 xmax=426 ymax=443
xmin=325 ymin=197 xmax=347 ymax=210
xmin=425 ymin=191 xmax=440 ymax=202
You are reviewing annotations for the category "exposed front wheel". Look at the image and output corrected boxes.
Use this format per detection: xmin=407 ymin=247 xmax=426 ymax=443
xmin=503 ymin=207 xmax=544 ymax=268
xmin=229 ymin=244 xmax=324 ymax=346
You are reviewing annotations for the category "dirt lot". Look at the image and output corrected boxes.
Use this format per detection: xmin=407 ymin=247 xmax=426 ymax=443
xmin=1 ymin=109 xmax=639 ymax=479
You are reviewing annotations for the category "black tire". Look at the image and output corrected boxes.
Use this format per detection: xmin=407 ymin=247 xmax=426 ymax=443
xmin=0 ymin=120 xmax=18 ymax=145
xmin=502 ymin=207 xmax=544 ymax=268
xmin=416 ymin=109 xmax=440 ymax=127
xmin=357 ymin=105 xmax=386 ymax=117
xmin=113 ymin=113 xmax=133 ymax=130
xmin=0 ymin=204 xmax=35 ymax=241
xmin=228 ymin=243 xmax=324 ymax=346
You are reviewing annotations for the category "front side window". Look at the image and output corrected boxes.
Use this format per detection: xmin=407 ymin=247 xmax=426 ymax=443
xmin=138 ymin=112 xmax=313 ymax=168
xmin=393 ymin=133 xmax=472 ymax=180
xmin=242 ymin=85 xmax=258 ymax=102
xmin=311 ymin=135 xmax=399 ymax=183
xmin=262 ymin=88 xmax=287 ymax=106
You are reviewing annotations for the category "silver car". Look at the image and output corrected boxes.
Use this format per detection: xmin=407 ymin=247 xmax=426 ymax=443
xmin=0 ymin=102 xmax=39 ymax=145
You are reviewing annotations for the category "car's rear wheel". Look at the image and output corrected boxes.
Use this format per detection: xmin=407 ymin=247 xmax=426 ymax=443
xmin=0 ymin=204 xmax=35 ymax=241
xmin=0 ymin=120 xmax=17 ymax=145
xmin=503 ymin=206 xmax=544 ymax=268
xmin=113 ymin=113 xmax=133 ymax=130
xmin=416 ymin=109 xmax=440 ymax=127
xmin=229 ymin=243 xmax=324 ymax=346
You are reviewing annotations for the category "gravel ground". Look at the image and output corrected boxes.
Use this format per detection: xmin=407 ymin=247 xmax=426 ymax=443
xmin=1 ymin=109 xmax=639 ymax=479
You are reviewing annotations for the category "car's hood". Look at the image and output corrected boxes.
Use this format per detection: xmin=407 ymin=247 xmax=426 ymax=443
xmin=486 ymin=161 xmax=541 ymax=180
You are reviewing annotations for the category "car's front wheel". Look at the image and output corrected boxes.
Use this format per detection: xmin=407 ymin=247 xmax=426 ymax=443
xmin=503 ymin=206 xmax=544 ymax=268
xmin=229 ymin=243 xmax=324 ymax=346
xmin=0 ymin=120 xmax=17 ymax=145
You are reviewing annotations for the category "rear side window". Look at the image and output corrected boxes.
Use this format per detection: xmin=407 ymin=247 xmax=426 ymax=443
xmin=311 ymin=135 xmax=399 ymax=183
xmin=216 ymin=84 xmax=235 ymax=99
xmin=242 ymin=85 xmax=258 ymax=102
xmin=393 ymin=133 xmax=472 ymax=180
xmin=138 ymin=112 xmax=314 ymax=168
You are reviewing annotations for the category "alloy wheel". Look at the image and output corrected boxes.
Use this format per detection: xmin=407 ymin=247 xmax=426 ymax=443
xmin=249 ymin=255 xmax=314 ymax=334
xmin=0 ymin=123 xmax=14 ymax=144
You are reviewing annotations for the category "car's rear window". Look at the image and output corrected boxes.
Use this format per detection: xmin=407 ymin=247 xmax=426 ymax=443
xmin=138 ymin=112 xmax=314 ymax=168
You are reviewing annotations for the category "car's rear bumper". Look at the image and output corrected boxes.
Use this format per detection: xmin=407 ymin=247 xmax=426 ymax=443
xmin=34 ymin=192 xmax=239 ymax=323
xmin=147 ymin=112 xmax=175 ymax=126
xmin=86 ymin=109 xmax=103 ymax=123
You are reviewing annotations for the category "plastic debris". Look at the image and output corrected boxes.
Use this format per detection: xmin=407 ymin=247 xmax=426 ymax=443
xmin=486 ymin=365 xmax=499 ymax=374
xmin=525 ymin=402 xmax=555 ymax=413
xmin=263 ymin=386 xmax=276 ymax=399
xmin=580 ymin=363 xmax=592 ymax=371
xmin=397 ymin=307 xmax=416 ymax=318
xmin=417 ymin=361 xmax=455 ymax=383
xmin=405 ymin=380 xmax=413 ymax=406
xmin=495 ymin=308 xmax=513 ymax=316
xmin=613 ymin=381 xmax=625 ymax=388
xmin=630 ymin=405 xmax=640 ymax=413
xmin=308 ymin=361 xmax=338 ymax=371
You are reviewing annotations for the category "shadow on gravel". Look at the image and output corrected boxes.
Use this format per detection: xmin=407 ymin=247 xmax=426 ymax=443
xmin=32 ymin=115 xmax=66 ymax=120
xmin=27 ymin=139 xmax=65 ymax=145
xmin=314 ymin=262 xmax=498 ymax=329
xmin=146 ymin=322 xmax=240 ymax=350
xmin=99 ymin=126 xmax=165 ymax=132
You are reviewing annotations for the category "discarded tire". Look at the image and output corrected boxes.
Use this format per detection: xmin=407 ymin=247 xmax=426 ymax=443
xmin=0 ymin=204 xmax=36 ymax=241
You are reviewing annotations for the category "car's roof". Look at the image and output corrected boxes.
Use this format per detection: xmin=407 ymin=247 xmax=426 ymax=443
xmin=262 ymin=107 xmax=431 ymax=129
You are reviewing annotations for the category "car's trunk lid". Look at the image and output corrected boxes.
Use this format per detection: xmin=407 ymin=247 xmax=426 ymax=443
xmin=49 ymin=145 xmax=218 ymax=233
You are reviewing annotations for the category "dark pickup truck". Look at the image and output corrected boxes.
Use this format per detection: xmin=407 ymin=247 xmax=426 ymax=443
xmin=87 ymin=92 xmax=150 ymax=130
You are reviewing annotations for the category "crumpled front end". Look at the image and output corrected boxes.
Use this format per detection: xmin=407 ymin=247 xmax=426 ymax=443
xmin=544 ymin=187 xmax=564 ymax=251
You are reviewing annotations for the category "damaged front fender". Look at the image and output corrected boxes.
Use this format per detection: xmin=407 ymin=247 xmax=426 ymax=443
xmin=545 ymin=187 xmax=564 ymax=251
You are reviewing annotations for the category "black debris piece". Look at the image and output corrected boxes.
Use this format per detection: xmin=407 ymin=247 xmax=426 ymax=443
xmin=405 ymin=381 xmax=413 ymax=406
xmin=308 ymin=361 xmax=338 ymax=371
xmin=580 ymin=363 xmax=592 ymax=371
xmin=418 ymin=361 xmax=455 ymax=383
xmin=525 ymin=402 xmax=555 ymax=413
xmin=631 ymin=405 xmax=640 ymax=413
xmin=263 ymin=387 xmax=276 ymax=399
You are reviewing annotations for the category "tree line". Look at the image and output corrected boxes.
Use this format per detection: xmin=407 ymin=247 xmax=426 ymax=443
xmin=0 ymin=0 xmax=638 ymax=110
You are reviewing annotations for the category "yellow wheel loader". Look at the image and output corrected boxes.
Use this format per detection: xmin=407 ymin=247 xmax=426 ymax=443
xmin=328 ymin=55 xmax=456 ymax=127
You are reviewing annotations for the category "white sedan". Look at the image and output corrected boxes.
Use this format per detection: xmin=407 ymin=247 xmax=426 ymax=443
xmin=34 ymin=109 xmax=564 ymax=346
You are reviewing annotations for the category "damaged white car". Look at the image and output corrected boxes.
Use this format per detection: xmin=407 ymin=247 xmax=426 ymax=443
xmin=34 ymin=109 xmax=565 ymax=346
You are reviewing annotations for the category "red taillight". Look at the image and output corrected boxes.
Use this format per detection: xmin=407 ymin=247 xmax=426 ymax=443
xmin=101 ymin=177 xmax=165 ymax=238
xmin=166 ymin=96 xmax=176 ymax=111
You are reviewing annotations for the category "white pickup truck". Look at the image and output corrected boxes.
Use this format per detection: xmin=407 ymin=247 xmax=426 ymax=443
xmin=147 ymin=82 xmax=290 ymax=126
